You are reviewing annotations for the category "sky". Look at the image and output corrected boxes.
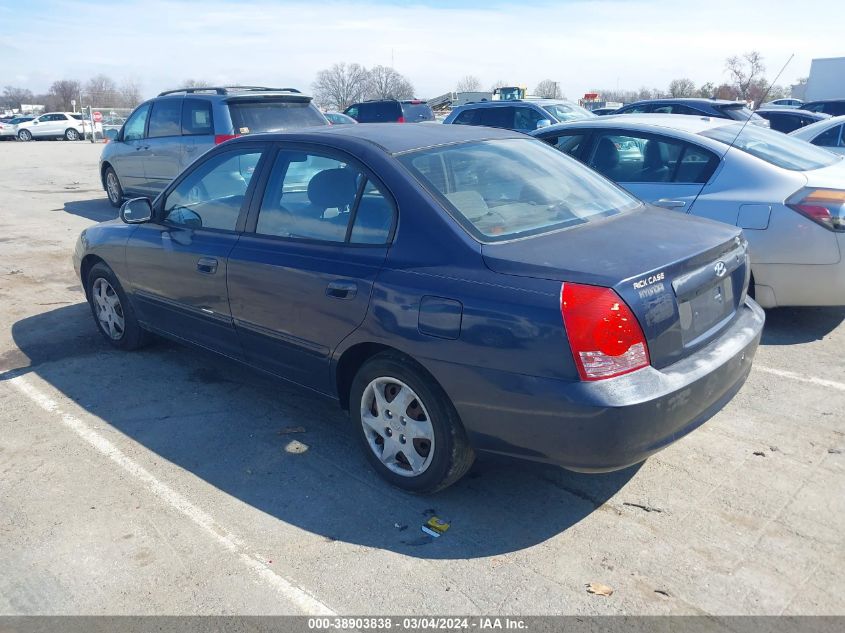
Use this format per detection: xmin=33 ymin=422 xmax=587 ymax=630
xmin=0 ymin=0 xmax=842 ymax=100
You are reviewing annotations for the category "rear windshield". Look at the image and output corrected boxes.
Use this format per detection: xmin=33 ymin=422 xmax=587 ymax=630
xmin=401 ymin=102 xmax=434 ymax=122
xmin=346 ymin=101 xmax=402 ymax=122
xmin=701 ymin=123 xmax=840 ymax=171
xmin=718 ymin=104 xmax=765 ymax=123
xmin=542 ymin=102 xmax=594 ymax=122
xmin=227 ymin=99 xmax=327 ymax=134
xmin=399 ymin=138 xmax=639 ymax=242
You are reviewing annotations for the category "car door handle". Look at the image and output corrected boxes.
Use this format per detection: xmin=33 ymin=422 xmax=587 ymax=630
xmin=326 ymin=280 xmax=357 ymax=299
xmin=653 ymin=199 xmax=686 ymax=209
xmin=196 ymin=257 xmax=218 ymax=274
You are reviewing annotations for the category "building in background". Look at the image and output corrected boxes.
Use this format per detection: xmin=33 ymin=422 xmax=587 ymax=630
xmin=800 ymin=57 xmax=845 ymax=100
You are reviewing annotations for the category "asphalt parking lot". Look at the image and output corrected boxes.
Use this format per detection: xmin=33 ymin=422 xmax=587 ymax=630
xmin=1 ymin=141 xmax=843 ymax=616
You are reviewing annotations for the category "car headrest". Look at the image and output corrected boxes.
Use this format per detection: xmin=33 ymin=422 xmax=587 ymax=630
xmin=594 ymin=137 xmax=620 ymax=172
xmin=307 ymin=168 xmax=358 ymax=210
xmin=643 ymin=140 xmax=668 ymax=168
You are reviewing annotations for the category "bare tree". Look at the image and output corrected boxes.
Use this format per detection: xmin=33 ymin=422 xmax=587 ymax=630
xmin=725 ymin=51 xmax=765 ymax=100
xmin=119 ymin=79 xmax=143 ymax=108
xmin=697 ymin=82 xmax=716 ymax=98
xmin=534 ymin=79 xmax=562 ymax=99
xmin=455 ymin=75 xmax=481 ymax=93
xmin=366 ymin=65 xmax=414 ymax=100
xmin=589 ymin=88 xmax=639 ymax=104
xmin=489 ymin=80 xmax=508 ymax=92
xmin=312 ymin=63 xmax=370 ymax=111
xmin=668 ymin=78 xmax=696 ymax=98
xmin=48 ymin=79 xmax=81 ymax=111
xmin=181 ymin=78 xmax=213 ymax=88
xmin=714 ymin=83 xmax=739 ymax=100
xmin=1 ymin=86 xmax=34 ymax=110
xmin=85 ymin=74 xmax=119 ymax=106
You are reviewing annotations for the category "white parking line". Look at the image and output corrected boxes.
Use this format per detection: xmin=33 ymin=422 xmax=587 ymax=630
xmin=755 ymin=365 xmax=845 ymax=392
xmin=8 ymin=374 xmax=336 ymax=616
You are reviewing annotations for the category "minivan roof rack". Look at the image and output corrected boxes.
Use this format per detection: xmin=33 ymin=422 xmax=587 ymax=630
xmin=157 ymin=86 xmax=302 ymax=97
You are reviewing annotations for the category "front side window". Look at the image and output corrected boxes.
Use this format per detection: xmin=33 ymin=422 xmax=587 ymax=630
xmin=453 ymin=109 xmax=480 ymax=125
xmin=182 ymin=99 xmax=213 ymax=136
xmin=513 ymin=107 xmax=545 ymax=131
xmin=148 ymin=99 xmax=182 ymax=138
xmin=256 ymin=150 xmax=394 ymax=244
xmin=123 ymin=103 xmax=151 ymax=141
xmin=702 ymin=123 xmax=840 ymax=171
xmin=542 ymin=102 xmax=593 ymax=122
xmin=399 ymin=138 xmax=639 ymax=242
xmin=813 ymin=124 xmax=844 ymax=147
xmin=163 ymin=149 xmax=262 ymax=231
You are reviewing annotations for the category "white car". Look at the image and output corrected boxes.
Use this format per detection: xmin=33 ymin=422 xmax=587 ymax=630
xmin=790 ymin=115 xmax=845 ymax=155
xmin=16 ymin=112 xmax=89 ymax=141
xmin=533 ymin=114 xmax=845 ymax=308
xmin=761 ymin=98 xmax=804 ymax=109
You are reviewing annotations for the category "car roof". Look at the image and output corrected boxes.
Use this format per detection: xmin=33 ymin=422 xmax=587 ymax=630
xmin=457 ymin=99 xmax=572 ymax=108
xmin=624 ymin=98 xmax=743 ymax=107
xmin=758 ymin=108 xmax=829 ymax=117
xmin=803 ymin=99 xmax=845 ymax=105
xmin=535 ymin=113 xmax=735 ymax=136
xmin=227 ymin=121 xmax=525 ymax=154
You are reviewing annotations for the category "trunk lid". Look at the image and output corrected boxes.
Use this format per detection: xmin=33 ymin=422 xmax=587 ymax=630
xmin=482 ymin=206 xmax=750 ymax=368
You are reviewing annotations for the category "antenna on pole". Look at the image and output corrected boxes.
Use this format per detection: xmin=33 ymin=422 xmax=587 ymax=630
xmin=720 ymin=53 xmax=794 ymax=161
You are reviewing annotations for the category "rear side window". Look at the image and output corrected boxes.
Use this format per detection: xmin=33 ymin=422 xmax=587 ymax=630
xmin=400 ymin=102 xmax=434 ymax=122
xmin=478 ymin=107 xmax=515 ymax=129
xmin=148 ymin=99 xmax=182 ymax=138
xmin=256 ymin=150 xmax=394 ymax=244
xmin=347 ymin=101 xmax=402 ymax=123
xmin=182 ymin=99 xmax=213 ymax=136
xmin=70 ymin=114 xmax=83 ymax=121
xmin=228 ymin=99 xmax=327 ymax=133
xmin=542 ymin=132 xmax=587 ymax=158
xmin=588 ymin=133 xmax=717 ymax=184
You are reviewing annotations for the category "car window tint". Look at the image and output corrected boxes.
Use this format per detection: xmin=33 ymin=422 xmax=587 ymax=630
xmin=123 ymin=103 xmax=151 ymax=141
xmin=350 ymin=180 xmax=394 ymax=244
xmin=624 ymin=104 xmax=651 ymax=113
xmin=400 ymin=102 xmax=434 ymax=122
xmin=542 ymin=103 xmax=594 ymax=121
xmin=702 ymin=123 xmax=838 ymax=170
xmin=164 ymin=149 xmax=261 ymax=231
xmin=478 ymin=107 xmax=514 ymax=129
xmin=675 ymin=145 xmax=719 ymax=183
xmin=813 ymin=124 xmax=843 ymax=147
xmin=148 ymin=99 xmax=182 ymax=138
xmin=513 ymin=107 xmax=545 ymax=131
xmin=589 ymin=133 xmax=713 ymax=184
xmin=453 ymin=109 xmax=480 ymax=125
xmin=352 ymin=101 xmax=401 ymax=123
xmin=182 ymin=99 xmax=213 ymax=136
xmin=228 ymin=99 xmax=327 ymax=133
xmin=257 ymin=150 xmax=359 ymax=242
xmin=545 ymin=133 xmax=586 ymax=158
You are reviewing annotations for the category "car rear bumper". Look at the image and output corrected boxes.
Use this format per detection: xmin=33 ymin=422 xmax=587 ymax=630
xmin=429 ymin=298 xmax=765 ymax=472
xmin=753 ymin=259 xmax=845 ymax=308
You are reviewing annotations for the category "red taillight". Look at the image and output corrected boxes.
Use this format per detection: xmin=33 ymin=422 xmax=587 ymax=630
xmin=560 ymin=282 xmax=650 ymax=381
xmin=214 ymin=134 xmax=239 ymax=144
xmin=788 ymin=189 xmax=845 ymax=232
xmin=397 ymin=116 xmax=406 ymax=123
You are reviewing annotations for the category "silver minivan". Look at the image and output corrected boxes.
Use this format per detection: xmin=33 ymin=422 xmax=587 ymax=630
xmin=100 ymin=86 xmax=328 ymax=206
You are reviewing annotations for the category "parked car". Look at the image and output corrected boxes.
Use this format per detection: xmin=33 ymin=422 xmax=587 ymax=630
xmin=343 ymin=99 xmax=434 ymax=123
xmin=591 ymin=107 xmax=620 ymax=116
xmin=443 ymin=99 xmax=594 ymax=132
xmin=324 ymin=111 xmax=357 ymax=125
xmin=16 ymin=112 xmax=89 ymax=141
xmin=614 ymin=98 xmax=769 ymax=127
xmin=99 ymin=86 xmax=328 ymax=207
xmin=790 ymin=115 xmax=845 ymax=155
xmin=761 ymin=98 xmax=804 ymax=109
xmin=801 ymin=100 xmax=845 ymax=117
xmin=0 ymin=116 xmax=33 ymax=139
xmin=532 ymin=114 xmax=845 ymax=307
xmin=756 ymin=108 xmax=829 ymax=133
xmin=74 ymin=124 xmax=763 ymax=492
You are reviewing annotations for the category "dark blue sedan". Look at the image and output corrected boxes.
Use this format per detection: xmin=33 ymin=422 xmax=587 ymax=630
xmin=74 ymin=124 xmax=764 ymax=492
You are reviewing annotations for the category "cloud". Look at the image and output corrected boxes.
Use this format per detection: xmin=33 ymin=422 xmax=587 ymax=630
xmin=0 ymin=0 xmax=838 ymax=99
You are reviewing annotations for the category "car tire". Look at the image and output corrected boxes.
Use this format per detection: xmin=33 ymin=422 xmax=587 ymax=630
xmin=64 ymin=128 xmax=80 ymax=141
xmin=104 ymin=166 xmax=124 ymax=208
xmin=86 ymin=262 xmax=149 ymax=351
xmin=350 ymin=351 xmax=474 ymax=493
xmin=17 ymin=129 xmax=31 ymax=141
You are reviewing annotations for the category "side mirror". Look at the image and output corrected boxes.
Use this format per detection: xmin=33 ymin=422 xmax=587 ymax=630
xmin=120 ymin=197 xmax=153 ymax=224
xmin=535 ymin=119 xmax=552 ymax=130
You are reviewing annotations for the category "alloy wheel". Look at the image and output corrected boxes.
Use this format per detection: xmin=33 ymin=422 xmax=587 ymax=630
xmin=106 ymin=171 xmax=120 ymax=204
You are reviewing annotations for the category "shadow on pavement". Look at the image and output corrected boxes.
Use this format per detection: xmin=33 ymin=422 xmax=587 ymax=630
xmin=63 ymin=198 xmax=116 ymax=223
xmin=4 ymin=303 xmax=639 ymax=560
xmin=761 ymin=306 xmax=845 ymax=346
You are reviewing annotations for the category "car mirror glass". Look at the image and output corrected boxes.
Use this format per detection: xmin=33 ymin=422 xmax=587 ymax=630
xmin=120 ymin=197 xmax=153 ymax=224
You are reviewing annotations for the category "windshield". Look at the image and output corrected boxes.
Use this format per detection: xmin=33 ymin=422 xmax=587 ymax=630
xmin=701 ymin=123 xmax=840 ymax=171
xmin=719 ymin=105 xmax=765 ymax=122
xmin=228 ymin=99 xmax=327 ymax=133
xmin=399 ymin=138 xmax=640 ymax=242
xmin=401 ymin=102 xmax=434 ymax=122
xmin=542 ymin=102 xmax=595 ymax=122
